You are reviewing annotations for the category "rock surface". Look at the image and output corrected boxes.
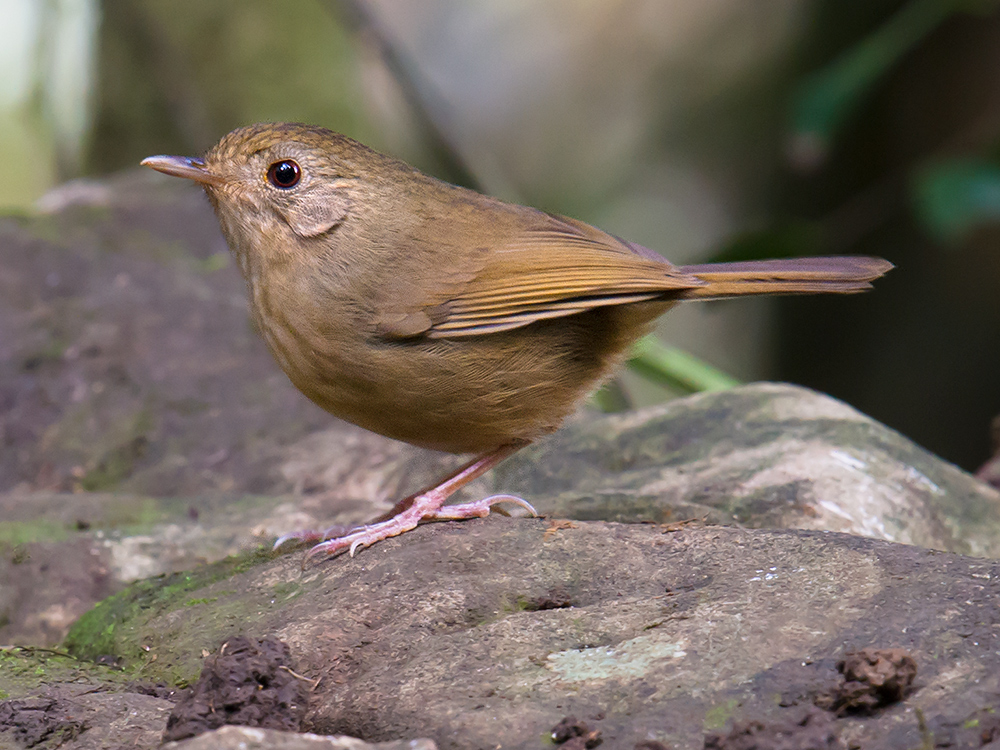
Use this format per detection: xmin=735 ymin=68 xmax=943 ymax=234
xmin=4 ymin=174 xmax=1000 ymax=749
xmin=0 ymin=173 xmax=332 ymax=498
xmin=60 ymin=521 xmax=1000 ymax=750
xmin=499 ymin=382 xmax=1000 ymax=557
xmin=0 ymin=681 xmax=173 ymax=750
xmin=5 ymin=379 xmax=1000 ymax=651
xmin=162 ymin=725 xmax=437 ymax=750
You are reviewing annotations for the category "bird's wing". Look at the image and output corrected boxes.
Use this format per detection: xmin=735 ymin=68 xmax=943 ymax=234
xmin=373 ymin=213 xmax=703 ymax=339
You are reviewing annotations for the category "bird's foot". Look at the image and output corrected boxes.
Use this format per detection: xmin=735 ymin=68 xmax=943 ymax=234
xmin=273 ymin=442 xmax=532 ymax=564
xmin=298 ymin=492 xmax=536 ymax=565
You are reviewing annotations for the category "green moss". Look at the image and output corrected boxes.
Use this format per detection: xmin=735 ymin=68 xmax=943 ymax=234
xmin=0 ymin=520 xmax=69 ymax=546
xmin=63 ymin=545 xmax=277 ymax=671
xmin=0 ymin=648 xmax=132 ymax=699
xmin=703 ymin=699 xmax=740 ymax=731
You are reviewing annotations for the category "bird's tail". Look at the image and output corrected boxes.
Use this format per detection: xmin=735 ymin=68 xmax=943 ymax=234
xmin=675 ymin=256 xmax=893 ymax=299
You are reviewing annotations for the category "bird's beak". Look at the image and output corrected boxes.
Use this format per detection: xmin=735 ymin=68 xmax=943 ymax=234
xmin=141 ymin=155 xmax=225 ymax=187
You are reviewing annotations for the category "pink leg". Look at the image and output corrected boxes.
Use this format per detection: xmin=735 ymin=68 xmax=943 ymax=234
xmin=275 ymin=442 xmax=536 ymax=564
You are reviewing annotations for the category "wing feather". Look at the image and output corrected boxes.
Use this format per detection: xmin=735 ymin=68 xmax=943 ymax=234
xmin=374 ymin=213 xmax=702 ymax=339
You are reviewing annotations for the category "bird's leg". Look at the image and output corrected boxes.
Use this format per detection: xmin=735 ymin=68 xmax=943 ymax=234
xmin=275 ymin=441 xmax=535 ymax=563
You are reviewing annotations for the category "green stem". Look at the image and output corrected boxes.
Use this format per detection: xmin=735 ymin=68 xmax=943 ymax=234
xmin=627 ymin=336 xmax=741 ymax=394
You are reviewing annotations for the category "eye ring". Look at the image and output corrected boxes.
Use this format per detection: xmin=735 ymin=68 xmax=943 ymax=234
xmin=267 ymin=159 xmax=301 ymax=189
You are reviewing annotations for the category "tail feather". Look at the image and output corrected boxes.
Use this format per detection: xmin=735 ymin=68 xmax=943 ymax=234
xmin=676 ymin=256 xmax=893 ymax=299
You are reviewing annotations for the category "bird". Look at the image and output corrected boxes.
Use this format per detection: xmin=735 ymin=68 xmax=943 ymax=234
xmin=142 ymin=122 xmax=892 ymax=562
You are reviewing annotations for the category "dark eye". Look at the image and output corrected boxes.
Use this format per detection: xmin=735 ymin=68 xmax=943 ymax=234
xmin=267 ymin=159 xmax=301 ymax=189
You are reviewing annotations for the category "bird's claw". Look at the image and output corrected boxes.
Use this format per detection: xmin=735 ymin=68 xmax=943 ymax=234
xmin=427 ymin=493 xmax=537 ymax=520
xmin=291 ymin=493 xmax=536 ymax=566
xmin=272 ymin=524 xmax=354 ymax=551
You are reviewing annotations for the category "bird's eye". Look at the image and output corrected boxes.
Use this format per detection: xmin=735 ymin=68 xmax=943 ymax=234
xmin=266 ymin=159 xmax=301 ymax=189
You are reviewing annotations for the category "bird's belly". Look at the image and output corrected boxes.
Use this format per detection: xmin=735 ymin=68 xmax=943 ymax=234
xmin=287 ymin=338 xmax=582 ymax=453
xmin=259 ymin=302 xmax=670 ymax=454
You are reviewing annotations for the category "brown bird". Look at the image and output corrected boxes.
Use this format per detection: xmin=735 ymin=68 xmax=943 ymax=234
xmin=142 ymin=123 xmax=891 ymax=561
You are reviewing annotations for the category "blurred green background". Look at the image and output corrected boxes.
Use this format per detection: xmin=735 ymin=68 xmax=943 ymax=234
xmin=3 ymin=0 xmax=999 ymax=473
